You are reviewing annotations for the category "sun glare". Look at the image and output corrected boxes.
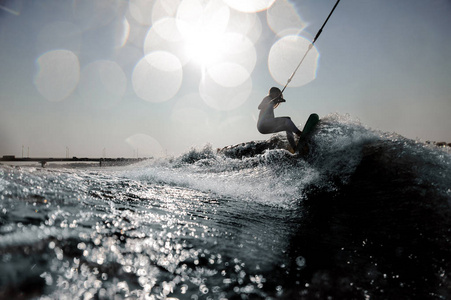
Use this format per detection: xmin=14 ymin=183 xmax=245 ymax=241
xmin=185 ymin=33 xmax=226 ymax=66
xmin=176 ymin=0 xmax=230 ymax=67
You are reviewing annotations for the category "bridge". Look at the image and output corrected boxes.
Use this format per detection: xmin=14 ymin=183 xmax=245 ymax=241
xmin=0 ymin=156 xmax=148 ymax=167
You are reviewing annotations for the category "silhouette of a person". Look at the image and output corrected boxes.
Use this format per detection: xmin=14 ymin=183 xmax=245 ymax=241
xmin=257 ymin=87 xmax=302 ymax=152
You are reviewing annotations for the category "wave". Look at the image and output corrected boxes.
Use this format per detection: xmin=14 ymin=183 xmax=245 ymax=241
xmin=1 ymin=113 xmax=450 ymax=299
xmin=121 ymin=113 xmax=451 ymax=299
xmin=149 ymin=112 xmax=451 ymax=299
xmin=124 ymin=113 xmax=451 ymax=209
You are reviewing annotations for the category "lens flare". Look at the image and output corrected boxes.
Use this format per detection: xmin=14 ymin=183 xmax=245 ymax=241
xmin=132 ymin=51 xmax=183 ymax=103
xmin=268 ymin=35 xmax=319 ymax=87
xmin=177 ymin=0 xmax=230 ymax=66
xmin=222 ymin=0 xmax=276 ymax=13
xmin=150 ymin=16 xmax=182 ymax=43
xmin=221 ymin=33 xmax=257 ymax=75
xmin=115 ymin=18 xmax=130 ymax=48
xmin=199 ymin=72 xmax=252 ymax=111
xmin=176 ymin=0 xmax=230 ymax=37
xmin=152 ymin=0 xmax=181 ymax=24
xmin=128 ymin=0 xmax=156 ymax=26
xmin=143 ymin=18 xmax=190 ymax=66
xmin=34 ymin=50 xmax=80 ymax=102
xmin=184 ymin=32 xmax=228 ymax=66
xmin=226 ymin=9 xmax=262 ymax=43
xmin=207 ymin=62 xmax=250 ymax=87
xmin=267 ymin=0 xmax=305 ymax=37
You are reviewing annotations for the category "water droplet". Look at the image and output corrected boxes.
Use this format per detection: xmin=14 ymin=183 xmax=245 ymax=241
xmin=295 ymin=256 xmax=306 ymax=268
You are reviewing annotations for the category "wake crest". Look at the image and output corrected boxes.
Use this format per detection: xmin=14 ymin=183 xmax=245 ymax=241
xmin=127 ymin=114 xmax=451 ymax=208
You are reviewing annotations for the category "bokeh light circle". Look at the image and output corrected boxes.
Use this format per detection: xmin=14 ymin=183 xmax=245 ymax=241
xmin=34 ymin=50 xmax=80 ymax=102
xmin=115 ymin=18 xmax=130 ymax=48
xmin=132 ymin=51 xmax=183 ymax=103
xmin=199 ymin=72 xmax=252 ymax=111
xmin=143 ymin=18 xmax=190 ymax=66
xmin=207 ymin=63 xmax=250 ymax=87
xmin=128 ymin=0 xmax=156 ymax=26
xmin=176 ymin=0 xmax=230 ymax=39
xmin=221 ymin=33 xmax=257 ymax=75
xmin=78 ymin=60 xmax=127 ymax=108
xmin=151 ymin=17 xmax=182 ymax=43
xmin=227 ymin=9 xmax=262 ymax=43
xmin=222 ymin=0 xmax=276 ymax=13
xmin=152 ymin=0 xmax=181 ymax=24
xmin=176 ymin=0 xmax=230 ymax=67
xmin=267 ymin=0 xmax=304 ymax=37
xmin=268 ymin=35 xmax=319 ymax=87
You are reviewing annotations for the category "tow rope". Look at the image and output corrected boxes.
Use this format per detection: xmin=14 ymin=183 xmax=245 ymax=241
xmin=280 ymin=0 xmax=341 ymax=93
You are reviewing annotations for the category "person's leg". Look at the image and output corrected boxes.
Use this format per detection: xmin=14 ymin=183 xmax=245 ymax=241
xmin=258 ymin=117 xmax=301 ymax=144
xmin=280 ymin=117 xmax=302 ymax=135
xmin=269 ymin=118 xmax=298 ymax=151
xmin=286 ymin=131 xmax=296 ymax=150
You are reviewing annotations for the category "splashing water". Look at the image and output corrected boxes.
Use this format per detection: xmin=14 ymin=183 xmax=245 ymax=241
xmin=1 ymin=115 xmax=450 ymax=299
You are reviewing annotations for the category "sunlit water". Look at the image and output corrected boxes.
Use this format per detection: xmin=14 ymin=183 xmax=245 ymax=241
xmin=1 ymin=115 xmax=450 ymax=299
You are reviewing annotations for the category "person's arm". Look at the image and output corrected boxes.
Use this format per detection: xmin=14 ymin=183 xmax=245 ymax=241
xmin=271 ymin=95 xmax=285 ymax=109
xmin=258 ymin=96 xmax=270 ymax=110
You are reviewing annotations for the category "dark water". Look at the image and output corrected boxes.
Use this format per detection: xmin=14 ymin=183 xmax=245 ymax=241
xmin=1 ymin=115 xmax=450 ymax=299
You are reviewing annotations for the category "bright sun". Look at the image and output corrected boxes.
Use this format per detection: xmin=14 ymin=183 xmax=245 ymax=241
xmin=185 ymin=31 xmax=226 ymax=67
xmin=176 ymin=0 xmax=230 ymax=67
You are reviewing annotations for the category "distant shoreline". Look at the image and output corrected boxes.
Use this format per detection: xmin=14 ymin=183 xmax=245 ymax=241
xmin=0 ymin=158 xmax=150 ymax=169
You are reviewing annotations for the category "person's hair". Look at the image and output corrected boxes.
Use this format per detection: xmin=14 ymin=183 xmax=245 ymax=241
xmin=269 ymin=87 xmax=281 ymax=96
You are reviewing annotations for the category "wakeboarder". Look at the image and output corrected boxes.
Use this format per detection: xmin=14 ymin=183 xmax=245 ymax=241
xmin=257 ymin=87 xmax=302 ymax=153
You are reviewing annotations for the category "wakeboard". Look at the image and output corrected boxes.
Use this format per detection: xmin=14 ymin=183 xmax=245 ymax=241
xmin=296 ymin=113 xmax=320 ymax=155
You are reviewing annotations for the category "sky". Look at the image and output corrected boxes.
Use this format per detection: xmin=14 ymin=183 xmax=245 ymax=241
xmin=0 ymin=0 xmax=450 ymax=158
